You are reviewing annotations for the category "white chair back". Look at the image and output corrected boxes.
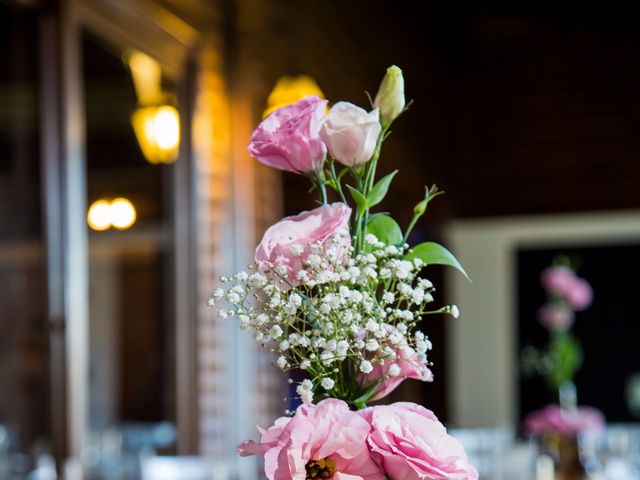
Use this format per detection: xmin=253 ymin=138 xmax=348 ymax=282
xmin=450 ymin=427 xmax=517 ymax=480
xmin=140 ymin=455 xmax=258 ymax=480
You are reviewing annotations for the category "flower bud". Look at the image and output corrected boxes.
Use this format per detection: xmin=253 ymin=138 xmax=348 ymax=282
xmin=413 ymin=186 xmax=434 ymax=216
xmin=414 ymin=198 xmax=428 ymax=217
xmin=374 ymin=65 xmax=406 ymax=126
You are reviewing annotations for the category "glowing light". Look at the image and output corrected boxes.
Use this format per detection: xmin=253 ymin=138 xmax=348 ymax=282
xmin=87 ymin=198 xmax=137 ymax=231
xmin=264 ymin=75 xmax=325 ymax=118
xmin=132 ymin=105 xmax=180 ymax=164
xmin=126 ymin=50 xmax=180 ymax=164
xmin=110 ymin=198 xmax=137 ymax=230
xmin=126 ymin=50 xmax=163 ymax=106
xmin=87 ymin=200 xmax=112 ymax=231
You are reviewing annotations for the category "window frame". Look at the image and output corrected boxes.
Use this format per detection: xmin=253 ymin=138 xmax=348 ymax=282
xmin=38 ymin=0 xmax=203 ymax=461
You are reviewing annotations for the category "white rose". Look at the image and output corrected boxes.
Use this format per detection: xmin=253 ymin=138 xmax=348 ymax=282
xmin=320 ymin=102 xmax=381 ymax=167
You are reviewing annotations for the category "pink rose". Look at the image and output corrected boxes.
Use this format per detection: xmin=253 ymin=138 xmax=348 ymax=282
xmin=320 ymin=102 xmax=381 ymax=167
xmin=538 ymin=304 xmax=574 ymax=331
xmin=238 ymin=399 xmax=384 ymax=480
xmin=524 ymin=405 xmax=605 ymax=438
xmin=360 ymin=326 xmax=433 ymax=401
xmin=362 ymin=403 xmax=478 ymax=480
xmin=255 ymin=203 xmax=351 ymax=288
xmin=248 ymin=95 xmax=328 ymax=173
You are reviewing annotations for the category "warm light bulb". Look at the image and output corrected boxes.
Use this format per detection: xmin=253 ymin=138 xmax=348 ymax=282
xmin=264 ymin=75 xmax=325 ymax=117
xmin=132 ymin=105 xmax=180 ymax=164
xmin=152 ymin=106 xmax=180 ymax=150
xmin=87 ymin=200 xmax=112 ymax=231
xmin=110 ymin=198 xmax=136 ymax=230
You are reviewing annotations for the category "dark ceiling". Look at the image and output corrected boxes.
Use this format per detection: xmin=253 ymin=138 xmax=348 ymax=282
xmin=233 ymin=2 xmax=640 ymax=227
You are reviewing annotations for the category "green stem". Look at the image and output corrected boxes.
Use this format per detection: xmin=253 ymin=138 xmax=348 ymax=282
xmin=328 ymin=159 xmax=348 ymax=204
xmin=319 ymin=181 xmax=328 ymax=204
xmin=403 ymin=214 xmax=420 ymax=243
xmin=351 ymin=167 xmax=366 ymax=253
xmin=350 ymin=123 xmax=393 ymax=253
xmin=359 ymin=126 xmax=391 ymax=251
xmin=402 ymin=185 xmax=444 ymax=243
xmin=314 ymin=171 xmax=328 ymax=205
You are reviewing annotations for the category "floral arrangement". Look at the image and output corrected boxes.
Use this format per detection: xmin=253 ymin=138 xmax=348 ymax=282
xmin=210 ymin=66 xmax=477 ymax=479
xmin=524 ymin=405 xmax=604 ymax=438
xmin=522 ymin=259 xmax=593 ymax=393
xmin=522 ymin=258 xmax=604 ymax=438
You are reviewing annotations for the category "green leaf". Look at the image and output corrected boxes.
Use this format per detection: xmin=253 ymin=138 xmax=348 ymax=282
xmin=366 ymin=215 xmax=402 ymax=247
xmin=405 ymin=241 xmax=470 ymax=281
xmin=367 ymin=212 xmax=390 ymax=222
xmin=347 ymin=185 xmax=369 ymax=215
xmin=548 ymin=333 xmax=583 ymax=389
xmin=367 ymin=170 xmax=398 ymax=207
xmin=351 ymin=378 xmax=383 ymax=409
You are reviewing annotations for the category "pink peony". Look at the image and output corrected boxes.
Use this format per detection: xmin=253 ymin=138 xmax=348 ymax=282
xmin=537 ymin=304 xmax=574 ymax=331
xmin=361 ymin=403 xmax=478 ymax=480
xmin=361 ymin=326 xmax=433 ymax=401
xmin=541 ymin=266 xmax=577 ymax=298
xmin=248 ymin=95 xmax=328 ymax=173
xmin=524 ymin=405 xmax=605 ymax=438
xmin=238 ymin=399 xmax=384 ymax=480
xmin=540 ymin=266 xmax=593 ymax=311
xmin=255 ymin=203 xmax=351 ymax=288
xmin=565 ymin=278 xmax=593 ymax=311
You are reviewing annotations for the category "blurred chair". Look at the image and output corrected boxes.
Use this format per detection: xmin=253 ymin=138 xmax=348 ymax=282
xmin=119 ymin=422 xmax=176 ymax=452
xmin=579 ymin=424 xmax=640 ymax=479
xmin=450 ymin=427 xmax=522 ymax=480
xmin=82 ymin=423 xmax=178 ymax=479
xmin=29 ymin=454 xmax=57 ymax=480
xmin=141 ymin=456 xmax=215 ymax=480
xmin=140 ymin=455 xmax=258 ymax=480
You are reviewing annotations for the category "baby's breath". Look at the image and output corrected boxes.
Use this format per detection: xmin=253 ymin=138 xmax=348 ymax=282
xmin=208 ymin=233 xmax=459 ymax=405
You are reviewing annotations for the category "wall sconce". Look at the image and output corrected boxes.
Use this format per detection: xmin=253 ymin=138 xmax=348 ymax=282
xmin=264 ymin=75 xmax=325 ymax=118
xmin=126 ymin=50 xmax=180 ymax=164
xmin=131 ymin=105 xmax=180 ymax=164
xmin=87 ymin=197 xmax=137 ymax=231
xmin=87 ymin=199 xmax=112 ymax=231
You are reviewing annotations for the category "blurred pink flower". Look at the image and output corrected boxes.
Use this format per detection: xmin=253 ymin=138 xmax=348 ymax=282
xmin=361 ymin=402 xmax=479 ymax=480
xmin=255 ymin=203 xmax=351 ymax=288
xmin=248 ymin=95 xmax=327 ymax=173
xmin=565 ymin=278 xmax=593 ymax=311
xmin=238 ymin=398 xmax=384 ymax=480
xmin=538 ymin=304 xmax=574 ymax=331
xmin=540 ymin=266 xmax=593 ymax=311
xmin=541 ymin=266 xmax=577 ymax=297
xmin=524 ymin=405 xmax=605 ymax=438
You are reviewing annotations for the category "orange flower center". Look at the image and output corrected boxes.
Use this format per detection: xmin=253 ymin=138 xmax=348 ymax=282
xmin=305 ymin=458 xmax=336 ymax=479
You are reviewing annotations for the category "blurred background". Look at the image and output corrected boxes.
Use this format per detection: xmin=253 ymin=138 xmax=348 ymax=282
xmin=2 ymin=0 xmax=640 ymax=478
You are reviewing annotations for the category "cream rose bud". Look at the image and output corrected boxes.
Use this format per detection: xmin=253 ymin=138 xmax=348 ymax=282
xmin=374 ymin=65 xmax=406 ymax=126
xmin=320 ymin=102 xmax=381 ymax=167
